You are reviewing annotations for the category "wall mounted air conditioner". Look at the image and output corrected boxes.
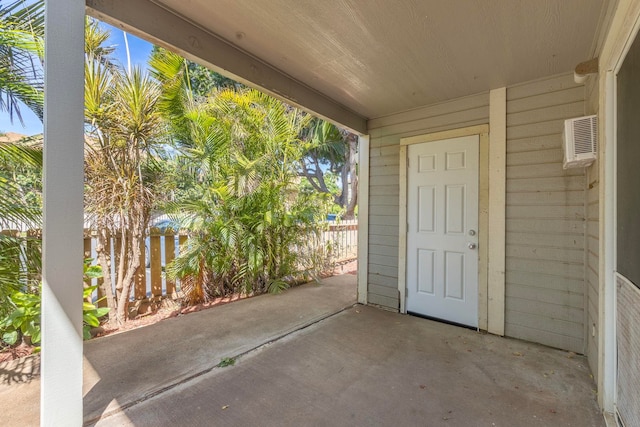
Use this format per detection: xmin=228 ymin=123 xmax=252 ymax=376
xmin=563 ymin=115 xmax=597 ymax=169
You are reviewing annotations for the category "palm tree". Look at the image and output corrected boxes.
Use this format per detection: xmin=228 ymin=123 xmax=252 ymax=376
xmin=84 ymin=43 xmax=166 ymax=325
xmin=0 ymin=14 xmax=128 ymax=324
xmin=0 ymin=0 xmax=44 ymax=126
xmin=150 ymin=49 xmax=331 ymax=302
xmin=0 ymin=134 xmax=42 ymax=318
xmin=0 ymin=0 xmax=44 ymax=320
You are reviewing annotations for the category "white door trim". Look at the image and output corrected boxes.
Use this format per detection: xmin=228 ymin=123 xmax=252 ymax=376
xmin=398 ymin=123 xmax=503 ymax=333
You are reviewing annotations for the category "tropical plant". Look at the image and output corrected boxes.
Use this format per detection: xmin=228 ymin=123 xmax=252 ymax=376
xmin=300 ymin=118 xmax=359 ymax=219
xmin=0 ymin=0 xmax=44 ymax=125
xmin=186 ymin=58 xmax=242 ymax=97
xmin=84 ymin=25 xmax=166 ymax=325
xmin=81 ymin=285 xmax=110 ymax=340
xmin=0 ymin=259 xmax=108 ymax=349
xmin=150 ymin=49 xmax=331 ymax=303
xmin=0 ymin=0 xmax=44 ymax=321
xmin=0 ymin=135 xmax=41 ymax=319
xmin=0 ymin=288 xmax=40 ymax=347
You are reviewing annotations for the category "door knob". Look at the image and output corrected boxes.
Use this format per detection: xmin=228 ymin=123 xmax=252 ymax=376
xmin=468 ymin=243 xmax=477 ymax=250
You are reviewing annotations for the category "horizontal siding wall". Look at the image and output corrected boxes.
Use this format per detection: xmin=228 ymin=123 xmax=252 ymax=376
xmin=505 ymin=73 xmax=586 ymax=353
xmin=366 ymin=93 xmax=490 ymax=309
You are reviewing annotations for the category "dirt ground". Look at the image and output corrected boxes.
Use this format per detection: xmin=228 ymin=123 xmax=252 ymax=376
xmin=0 ymin=260 xmax=357 ymax=363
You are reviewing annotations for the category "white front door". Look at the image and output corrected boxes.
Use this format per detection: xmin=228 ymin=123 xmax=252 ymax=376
xmin=406 ymin=135 xmax=479 ymax=327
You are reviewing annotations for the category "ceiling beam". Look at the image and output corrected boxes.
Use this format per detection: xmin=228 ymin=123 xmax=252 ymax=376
xmin=86 ymin=0 xmax=368 ymax=134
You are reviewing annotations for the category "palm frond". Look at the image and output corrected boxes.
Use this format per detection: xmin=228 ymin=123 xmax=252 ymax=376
xmin=0 ymin=0 xmax=44 ymax=124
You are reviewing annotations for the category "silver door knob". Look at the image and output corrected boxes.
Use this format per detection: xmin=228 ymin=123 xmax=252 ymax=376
xmin=468 ymin=243 xmax=477 ymax=250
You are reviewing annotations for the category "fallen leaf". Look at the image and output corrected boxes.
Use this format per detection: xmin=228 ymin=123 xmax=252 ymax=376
xmin=512 ymin=352 xmax=523 ymax=357
xmin=419 ymin=384 xmax=426 ymax=389
xmin=222 ymin=405 xmax=229 ymax=410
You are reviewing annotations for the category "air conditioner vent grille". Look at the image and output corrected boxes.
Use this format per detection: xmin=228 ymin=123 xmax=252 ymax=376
xmin=572 ymin=116 xmax=597 ymax=154
xmin=563 ymin=115 xmax=597 ymax=169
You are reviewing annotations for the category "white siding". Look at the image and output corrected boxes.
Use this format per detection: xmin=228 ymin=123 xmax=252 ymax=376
xmin=505 ymin=73 xmax=586 ymax=353
xmin=367 ymin=93 xmax=490 ymax=309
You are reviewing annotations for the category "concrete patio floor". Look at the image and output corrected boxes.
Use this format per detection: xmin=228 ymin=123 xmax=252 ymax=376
xmin=1 ymin=273 xmax=604 ymax=426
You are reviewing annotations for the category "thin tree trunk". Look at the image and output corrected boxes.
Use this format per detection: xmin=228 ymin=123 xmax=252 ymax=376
xmin=115 ymin=209 xmax=145 ymax=323
xmin=344 ymin=135 xmax=358 ymax=219
xmin=114 ymin=229 xmax=127 ymax=324
xmin=95 ymin=227 xmax=117 ymax=325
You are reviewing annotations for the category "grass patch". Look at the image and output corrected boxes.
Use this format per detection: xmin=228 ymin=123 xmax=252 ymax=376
xmin=217 ymin=357 xmax=236 ymax=367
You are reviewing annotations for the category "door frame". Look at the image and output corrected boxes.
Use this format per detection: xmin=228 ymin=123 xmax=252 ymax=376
xmin=598 ymin=0 xmax=640 ymax=416
xmin=404 ymin=134 xmax=481 ymax=327
xmin=398 ymin=122 xmax=504 ymax=333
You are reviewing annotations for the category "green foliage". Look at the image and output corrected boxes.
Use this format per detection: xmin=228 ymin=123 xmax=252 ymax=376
xmin=299 ymin=118 xmax=359 ymax=216
xmin=0 ymin=134 xmax=43 ymax=210
xmin=0 ymin=0 xmax=45 ymax=125
xmin=0 ymin=259 xmax=108 ymax=349
xmin=85 ymin=28 xmax=168 ymax=324
xmin=151 ymin=50 xmax=332 ymax=303
xmin=0 ymin=231 xmax=40 ymax=320
xmin=0 ymin=135 xmax=42 ymax=319
xmin=82 ymin=285 xmax=109 ymax=340
xmin=186 ymin=60 xmax=242 ymax=97
xmin=0 ymin=289 xmax=40 ymax=346
xmin=217 ymin=357 xmax=236 ymax=367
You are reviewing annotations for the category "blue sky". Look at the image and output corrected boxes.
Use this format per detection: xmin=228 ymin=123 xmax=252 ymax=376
xmin=0 ymin=22 xmax=154 ymax=136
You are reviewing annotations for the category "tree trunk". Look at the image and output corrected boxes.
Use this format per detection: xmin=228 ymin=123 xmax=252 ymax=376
xmin=113 ymin=229 xmax=127 ymax=324
xmin=95 ymin=227 xmax=117 ymax=325
xmin=344 ymin=134 xmax=358 ymax=219
xmin=114 ymin=209 xmax=145 ymax=324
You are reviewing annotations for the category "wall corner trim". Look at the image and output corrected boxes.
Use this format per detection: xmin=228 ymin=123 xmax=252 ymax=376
xmin=487 ymin=87 xmax=507 ymax=336
xmin=357 ymin=135 xmax=370 ymax=305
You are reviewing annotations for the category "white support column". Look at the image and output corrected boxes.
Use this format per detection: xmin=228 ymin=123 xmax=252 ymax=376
xmin=599 ymin=71 xmax=617 ymax=414
xmin=357 ymin=135 xmax=369 ymax=305
xmin=41 ymin=1 xmax=85 ymax=425
xmin=488 ymin=87 xmax=506 ymax=336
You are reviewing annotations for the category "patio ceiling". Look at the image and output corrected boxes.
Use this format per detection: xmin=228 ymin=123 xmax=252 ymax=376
xmin=87 ymin=0 xmax=613 ymax=133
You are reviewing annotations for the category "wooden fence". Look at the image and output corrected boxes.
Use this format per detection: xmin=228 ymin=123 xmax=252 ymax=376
xmin=2 ymin=220 xmax=358 ymax=305
xmin=324 ymin=219 xmax=358 ymax=262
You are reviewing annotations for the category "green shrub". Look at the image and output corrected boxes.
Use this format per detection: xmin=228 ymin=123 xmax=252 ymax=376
xmin=0 ymin=259 xmax=109 ymax=350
